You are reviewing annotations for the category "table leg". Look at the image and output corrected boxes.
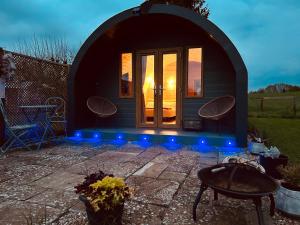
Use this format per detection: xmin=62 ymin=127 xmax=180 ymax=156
xmin=214 ymin=190 xmax=218 ymax=201
xmin=22 ymin=108 xmax=32 ymax=123
xmin=37 ymin=121 xmax=51 ymax=150
xmin=269 ymin=194 xmax=275 ymax=216
xmin=193 ymin=183 xmax=208 ymax=221
xmin=253 ymin=198 xmax=265 ymax=225
xmin=33 ymin=108 xmax=41 ymax=122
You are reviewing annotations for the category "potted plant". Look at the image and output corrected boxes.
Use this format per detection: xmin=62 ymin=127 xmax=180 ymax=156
xmin=276 ymin=164 xmax=300 ymax=218
xmin=75 ymin=171 xmax=132 ymax=225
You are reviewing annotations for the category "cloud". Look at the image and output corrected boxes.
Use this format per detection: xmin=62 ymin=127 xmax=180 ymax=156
xmin=0 ymin=0 xmax=300 ymax=90
xmin=0 ymin=0 xmax=142 ymax=49
xmin=209 ymin=0 xmax=300 ymax=90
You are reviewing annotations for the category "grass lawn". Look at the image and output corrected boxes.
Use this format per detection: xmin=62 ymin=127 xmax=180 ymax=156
xmin=248 ymin=117 xmax=300 ymax=163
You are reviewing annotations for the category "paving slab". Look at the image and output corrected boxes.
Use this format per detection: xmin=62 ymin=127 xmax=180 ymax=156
xmin=65 ymin=160 xmax=104 ymax=175
xmin=52 ymin=209 xmax=88 ymax=225
xmin=133 ymin=162 xmax=168 ymax=178
xmin=158 ymin=171 xmax=187 ymax=183
xmin=117 ymin=143 xmax=146 ymax=154
xmin=0 ymin=200 xmax=63 ymax=225
xmin=0 ymin=181 xmax=48 ymax=201
xmin=123 ymin=200 xmax=166 ymax=225
xmin=27 ymin=189 xmax=78 ymax=210
xmin=127 ymin=146 xmax=169 ymax=165
xmin=2 ymin=164 xmax=55 ymax=185
xmin=126 ymin=175 xmax=179 ymax=206
xmin=152 ymin=151 xmax=199 ymax=174
xmin=90 ymin=151 xmax=139 ymax=164
xmin=32 ymin=171 xmax=85 ymax=191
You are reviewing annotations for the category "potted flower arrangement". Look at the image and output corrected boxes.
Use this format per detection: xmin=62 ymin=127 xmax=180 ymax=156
xmin=276 ymin=164 xmax=300 ymax=218
xmin=75 ymin=171 xmax=132 ymax=225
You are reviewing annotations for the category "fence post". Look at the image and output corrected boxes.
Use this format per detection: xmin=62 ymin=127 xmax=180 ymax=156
xmin=293 ymin=96 xmax=296 ymax=117
xmin=260 ymin=98 xmax=264 ymax=112
xmin=0 ymin=47 xmax=5 ymax=145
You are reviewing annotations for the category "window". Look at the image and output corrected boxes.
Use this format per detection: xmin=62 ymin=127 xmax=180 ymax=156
xmin=187 ymin=48 xmax=203 ymax=97
xmin=120 ymin=53 xmax=133 ymax=97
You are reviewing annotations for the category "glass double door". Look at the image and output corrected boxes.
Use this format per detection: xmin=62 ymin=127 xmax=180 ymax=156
xmin=136 ymin=49 xmax=181 ymax=128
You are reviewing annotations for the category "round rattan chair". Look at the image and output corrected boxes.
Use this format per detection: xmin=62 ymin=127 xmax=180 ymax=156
xmin=87 ymin=96 xmax=117 ymax=118
xmin=198 ymin=95 xmax=235 ymax=121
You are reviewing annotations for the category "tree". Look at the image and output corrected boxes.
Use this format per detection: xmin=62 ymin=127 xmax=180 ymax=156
xmin=146 ymin=0 xmax=210 ymax=18
xmin=14 ymin=35 xmax=76 ymax=64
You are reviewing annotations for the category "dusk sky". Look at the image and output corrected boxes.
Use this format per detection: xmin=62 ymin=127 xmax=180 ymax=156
xmin=1 ymin=0 xmax=300 ymax=90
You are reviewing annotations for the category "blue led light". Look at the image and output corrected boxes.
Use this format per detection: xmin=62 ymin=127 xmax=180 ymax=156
xmin=226 ymin=140 xmax=235 ymax=147
xmin=142 ymin=136 xmax=149 ymax=141
xmin=75 ymin=131 xmax=81 ymax=138
xmin=117 ymin=134 xmax=123 ymax=140
xmin=93 ymin=133 xmax=100 ymax=139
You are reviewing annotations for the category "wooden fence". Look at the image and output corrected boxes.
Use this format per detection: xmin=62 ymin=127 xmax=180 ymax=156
xmin=0 ymin=47 xmax=69 ymax=127
xmin=248 ymin=95 xmax=299 ymax=118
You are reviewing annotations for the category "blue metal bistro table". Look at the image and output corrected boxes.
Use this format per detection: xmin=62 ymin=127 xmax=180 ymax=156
xmin=19 ymin=104 xmax=57 ymax=150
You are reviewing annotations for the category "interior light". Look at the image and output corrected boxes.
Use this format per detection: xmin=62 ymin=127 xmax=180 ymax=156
xmin=167 ymin=78 xmax=176 ymax=90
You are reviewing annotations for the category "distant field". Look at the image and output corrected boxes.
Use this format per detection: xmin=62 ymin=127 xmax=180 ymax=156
xmin=248 ymin=91 xmax=300 ymax=163
xmin=248 ymin=91 xmax=300 ymax=118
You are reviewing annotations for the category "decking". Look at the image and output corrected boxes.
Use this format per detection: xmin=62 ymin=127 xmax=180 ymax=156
xmin=68 ymin=128 xmax=237 ymax=148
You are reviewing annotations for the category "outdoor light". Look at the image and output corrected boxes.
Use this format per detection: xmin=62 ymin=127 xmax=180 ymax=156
xmin=75 ymin=132 xmax=81 ymax=138
xmin=227 ymin=140 xmax=235 ymax=146
xmin=117 ymin=134 xmax=123 ymax=140
xmin=142 ymin=135 xmax=149 ymax=141
xmin=93 ymin=133 xmax=100 ymax=139
xmin=170 ymin=137 xmax=176 ymax=143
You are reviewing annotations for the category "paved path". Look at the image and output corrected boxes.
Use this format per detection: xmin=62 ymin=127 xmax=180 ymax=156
xmin=0 ymin=144 xmax=298 ymax=225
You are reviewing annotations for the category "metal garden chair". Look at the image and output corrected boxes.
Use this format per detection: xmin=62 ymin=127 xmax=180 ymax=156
xmin=38 ymin=97 xmax=67 ymax=146
xmin=0 ymin=99 xmax=38 ymax=155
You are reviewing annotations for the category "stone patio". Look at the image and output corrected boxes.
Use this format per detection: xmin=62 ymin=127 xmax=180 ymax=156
xmin=0 ymin=144 xmax=299 ymax=225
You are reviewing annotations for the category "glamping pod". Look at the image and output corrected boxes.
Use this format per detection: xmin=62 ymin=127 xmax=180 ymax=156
xmin=68 ymin=3 xmax=248 ymax=147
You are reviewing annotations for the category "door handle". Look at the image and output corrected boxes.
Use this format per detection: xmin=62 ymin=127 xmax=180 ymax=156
xmin=153 ymin=85 xmax=157 ymax=96
xmin=158 ymin=85 xmax=165 ymax=96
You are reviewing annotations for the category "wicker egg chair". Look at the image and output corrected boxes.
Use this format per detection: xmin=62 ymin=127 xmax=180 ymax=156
xmin=198 ymin=95 xmax=235 ymax=121
xmin=87 ymin=96 xmax=117 ymax=118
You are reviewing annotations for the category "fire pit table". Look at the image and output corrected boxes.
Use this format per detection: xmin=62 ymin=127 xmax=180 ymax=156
xmin=193 ymin=163 xmax=278 ymax=225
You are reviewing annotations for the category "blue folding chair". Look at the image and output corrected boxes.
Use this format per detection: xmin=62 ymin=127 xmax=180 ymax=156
xmin=0 ymin=99 xmax=38 ymax=155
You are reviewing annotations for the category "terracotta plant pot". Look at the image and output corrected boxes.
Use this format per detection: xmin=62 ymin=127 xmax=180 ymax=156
xmin=79 ymin=195 xmax=124 ymax=225
xmin=275 ymin=183 xmax=300 ymax=218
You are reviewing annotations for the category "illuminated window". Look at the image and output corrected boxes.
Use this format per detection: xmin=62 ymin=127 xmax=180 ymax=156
xmin=187 ymin=48 xmax=203 ymax=97
xmin=120 ymin=53 xmax=133 ymax=97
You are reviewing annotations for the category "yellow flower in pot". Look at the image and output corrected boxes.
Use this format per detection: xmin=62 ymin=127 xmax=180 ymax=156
xmin=75 ymin=171 xmax=133 ymax=225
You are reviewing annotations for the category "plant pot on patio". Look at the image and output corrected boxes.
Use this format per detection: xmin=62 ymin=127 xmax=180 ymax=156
xmin=276 ymin=164 xmax=300 ymax=218
xmin=260 ymin=154 xmax=288 ymax=179
xmin=79 ymin=195 xmax=124 ymax=225
xmin=75 ymin=171 xmax=132 ymax=225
